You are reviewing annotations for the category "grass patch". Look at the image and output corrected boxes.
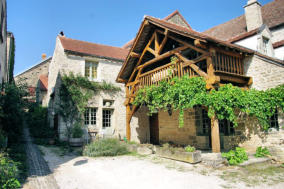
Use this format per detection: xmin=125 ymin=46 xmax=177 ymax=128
xmin=83 ymin=138 xmax=129 ymax=157
xmin=219 ymin=162 xmax=284 ymax=187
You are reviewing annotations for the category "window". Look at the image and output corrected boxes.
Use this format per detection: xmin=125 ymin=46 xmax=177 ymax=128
xmin=196 ymin=107 xmax=235 ymax=136
xmin=262 ymin=37 xmax=269 ymax=55
xmin=102 ymin=109 xmax=112 ymax=128
xmin=85 ymin=61 xmax=98 ymax=79
xmin=84 ymin=108 xmax=97 ymax=126
xmin=269 ymin=109 xmax=279 ymax=130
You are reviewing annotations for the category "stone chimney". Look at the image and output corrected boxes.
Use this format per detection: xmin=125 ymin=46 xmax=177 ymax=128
xmin=244 ymin=0 xmax=263 ymax=32
xmin=42 ymin=53 xmax=47 ymax=60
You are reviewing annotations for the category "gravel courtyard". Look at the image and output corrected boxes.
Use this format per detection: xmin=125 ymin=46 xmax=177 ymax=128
xmin=39 ymin=146 xmax=284 ymax=189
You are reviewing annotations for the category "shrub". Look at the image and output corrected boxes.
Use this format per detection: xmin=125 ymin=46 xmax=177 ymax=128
xmin=27 ymin=105 xmax=54 ymax=139
xmin=0 ymin=153 xmax=20 ymax=188
xmin=71 ymin=123 xmax=84 ymax=138
xmin=83 ymin=138 xmax=129 ymax=157
xmin=184 ymin=145 xmax=195 ymax=152
xmin=222 ymin=147 xmax=248 ymax=165
xmin=0 ymin=130 xmax=7 ymax=150
xmin=255 ymin=147 xmax=270 ymax=158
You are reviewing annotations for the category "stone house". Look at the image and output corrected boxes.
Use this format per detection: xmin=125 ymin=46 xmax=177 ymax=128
xmin=117 ymin=0 xmax=284 ymax=155
xmin=0 ymin=0 xmax=7 ymax=83
xmin=14 ymin=55 xmax=51 ymax=104
xmin=47 ymin=34 xmax=129 ymax=141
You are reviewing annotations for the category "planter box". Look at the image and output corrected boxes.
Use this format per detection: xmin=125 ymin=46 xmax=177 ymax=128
xmin=69 ymin=138 xmax=84 ymax=147
xmin=155 ymin=146 xmax=201 ymax=163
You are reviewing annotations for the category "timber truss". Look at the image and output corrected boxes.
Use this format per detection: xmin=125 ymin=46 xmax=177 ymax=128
xmin=123 ymin=28 xmax=252 ymax=148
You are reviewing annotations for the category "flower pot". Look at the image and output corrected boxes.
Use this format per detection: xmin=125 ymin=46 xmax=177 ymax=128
xmin=69 ymin=138 xmax=84 ymax=147
xmin=48 ymin=138 xmax=55 ymax=145
xmin=155 ymin=146 xmax=201 ymax=163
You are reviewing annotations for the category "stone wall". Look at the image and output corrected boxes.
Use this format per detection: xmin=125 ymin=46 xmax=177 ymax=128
xmin=244 ymin=54 xmax=284 ymax=90
xmin=47 ymin=36 xmax=126 ymax=141
xmin=15 ymin=58 xmax=51 ymax=88
xmin=271 ymin=25 xmax=284 ymax=44
xmin=130 ymin=106 xmax=150 ymax=143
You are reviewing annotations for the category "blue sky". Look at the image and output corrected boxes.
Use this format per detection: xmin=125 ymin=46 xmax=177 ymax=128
xmin=8 ymin=0 xmax=271 ymax=75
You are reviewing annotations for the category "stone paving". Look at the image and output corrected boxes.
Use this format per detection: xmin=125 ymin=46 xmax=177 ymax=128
xmin=23 ymin=127 xmax=59 ymax=189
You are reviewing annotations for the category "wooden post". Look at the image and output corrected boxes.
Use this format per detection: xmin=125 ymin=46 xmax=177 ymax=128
xmin=126 ymin=105 xmax=131 ymax=141
xmin=211 ymin=115 xmax=221 ymax=153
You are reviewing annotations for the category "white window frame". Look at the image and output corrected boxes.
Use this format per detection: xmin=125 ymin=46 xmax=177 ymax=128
xmin=85 ymin=61 xmax=98 ymax=81
xmin=102 ymin=109 xmax=113 ymax=128
xmin=84 ymin=108 xmax=97 ymax=126
xmin=262 ymin=36 xmax=269 ymax=55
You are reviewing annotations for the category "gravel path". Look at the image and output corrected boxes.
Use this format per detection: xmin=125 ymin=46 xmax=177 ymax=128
xmin=40 ymin=146 xmax=228 ymax=189
xmin=22 ymin=127 xmax=59 ymax=189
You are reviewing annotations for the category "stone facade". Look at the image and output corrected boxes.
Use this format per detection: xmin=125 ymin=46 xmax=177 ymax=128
xmin=0 ymin=0 xmax=7 ymax=83
xmin=14 ymin=57 xmax=51 ymax=103
xmin=244 ymin=55 xmax=284 ymax=90
xmin=47 ymin=36 xmax=126 ymax=141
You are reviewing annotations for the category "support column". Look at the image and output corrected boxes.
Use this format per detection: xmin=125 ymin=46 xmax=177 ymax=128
xmin=126 ymin=105 xmax=131 ymax=141
xmin=211 ymin=115 xmax=221 ymax=153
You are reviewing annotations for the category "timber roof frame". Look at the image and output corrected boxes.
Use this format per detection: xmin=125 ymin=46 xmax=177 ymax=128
xmin=116 ymin=16 xmax=255 ymax=83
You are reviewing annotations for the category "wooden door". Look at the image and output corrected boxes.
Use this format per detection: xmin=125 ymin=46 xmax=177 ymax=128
xmin=149 ymin=113 xmax=159 ymax=144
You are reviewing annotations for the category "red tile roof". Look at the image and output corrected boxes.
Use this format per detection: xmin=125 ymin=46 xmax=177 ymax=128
xmin=273 ymin=39 xmax=284 ymax=48
xmin=39 ymin=75 xmax=48 ymax=91
xmin=203 ymin=0 xmax=284 ymax=41
xmin=59 ymin=36 xmax=129 ymax=61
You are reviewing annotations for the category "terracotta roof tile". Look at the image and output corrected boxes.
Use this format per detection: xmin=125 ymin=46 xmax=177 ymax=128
xmin=203 ymin=0 xmax=284 ymax=41
xmin=273 ymin=39 xmax=284 ymax=48
xmin=59 ymin=36 xmax=129 ymax=61
xmin=39 ymin=75 xmax=48 ymax=91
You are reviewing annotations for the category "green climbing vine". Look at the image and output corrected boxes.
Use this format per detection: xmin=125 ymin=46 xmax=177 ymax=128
xmin=133 ymin=75 xmax=284 ymax=129
xmin=56 ymin=73 xmax=121 ymax=139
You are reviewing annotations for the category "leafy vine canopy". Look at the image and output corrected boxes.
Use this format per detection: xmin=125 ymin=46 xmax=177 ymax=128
xmin=133 ymin=76 xmax=284 ymax=129
xmin=59 ymin=72 xmax=121 ymax=116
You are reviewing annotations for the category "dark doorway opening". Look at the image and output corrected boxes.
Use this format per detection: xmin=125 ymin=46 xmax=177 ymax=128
xmin=149 ymin=113 xmax=159 ymax=145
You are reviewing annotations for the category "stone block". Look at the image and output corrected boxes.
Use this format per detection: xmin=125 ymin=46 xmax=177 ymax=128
xmin=137 ymin=146 xmax=153 ymax=155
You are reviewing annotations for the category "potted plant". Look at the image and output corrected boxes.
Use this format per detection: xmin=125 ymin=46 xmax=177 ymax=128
xmin=69 ymin=123 xmax=84 ymax=147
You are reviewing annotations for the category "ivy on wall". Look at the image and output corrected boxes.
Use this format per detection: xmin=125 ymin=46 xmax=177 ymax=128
xmin=133 ymin=76 xmax=284 ymax=129
xmin=56 ymin=73 xmax=121 ymax=139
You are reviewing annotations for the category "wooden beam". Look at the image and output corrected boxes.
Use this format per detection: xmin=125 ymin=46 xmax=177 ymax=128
xmin=137 ymin=46 xmax=187 ymax=70
xmin=128 ymin=33 xmax=156 ymax=82
xmin=211 ymin=115 xmax=221 ymax=153
xmin=157 ymin=29 xmax=169 ymax=55
xmin=167 ymin=35 xmax=208 ymax=54
xmin=214 ymin=47 xmax=242 ymax=58
xmin=154 ymin=32 xmax=160 ymax=53
xmin=130 ymin=52 xmax=141 ymax=59
xmin=147 ymin=47 xmax=158 ymax=57
xmin=175 ymin=53 xmax=208 ymax=78
xmin=181 ymin=53 xmax=210 ymax=67
xmin=194 ymin=39 xmax=207 ymax=49
xmin=126 ymin=105 xmax=131 ymax=141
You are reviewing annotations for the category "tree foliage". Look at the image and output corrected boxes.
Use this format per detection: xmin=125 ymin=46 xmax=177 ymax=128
xmin=133 ymin=76 xmax=284 ymax=129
